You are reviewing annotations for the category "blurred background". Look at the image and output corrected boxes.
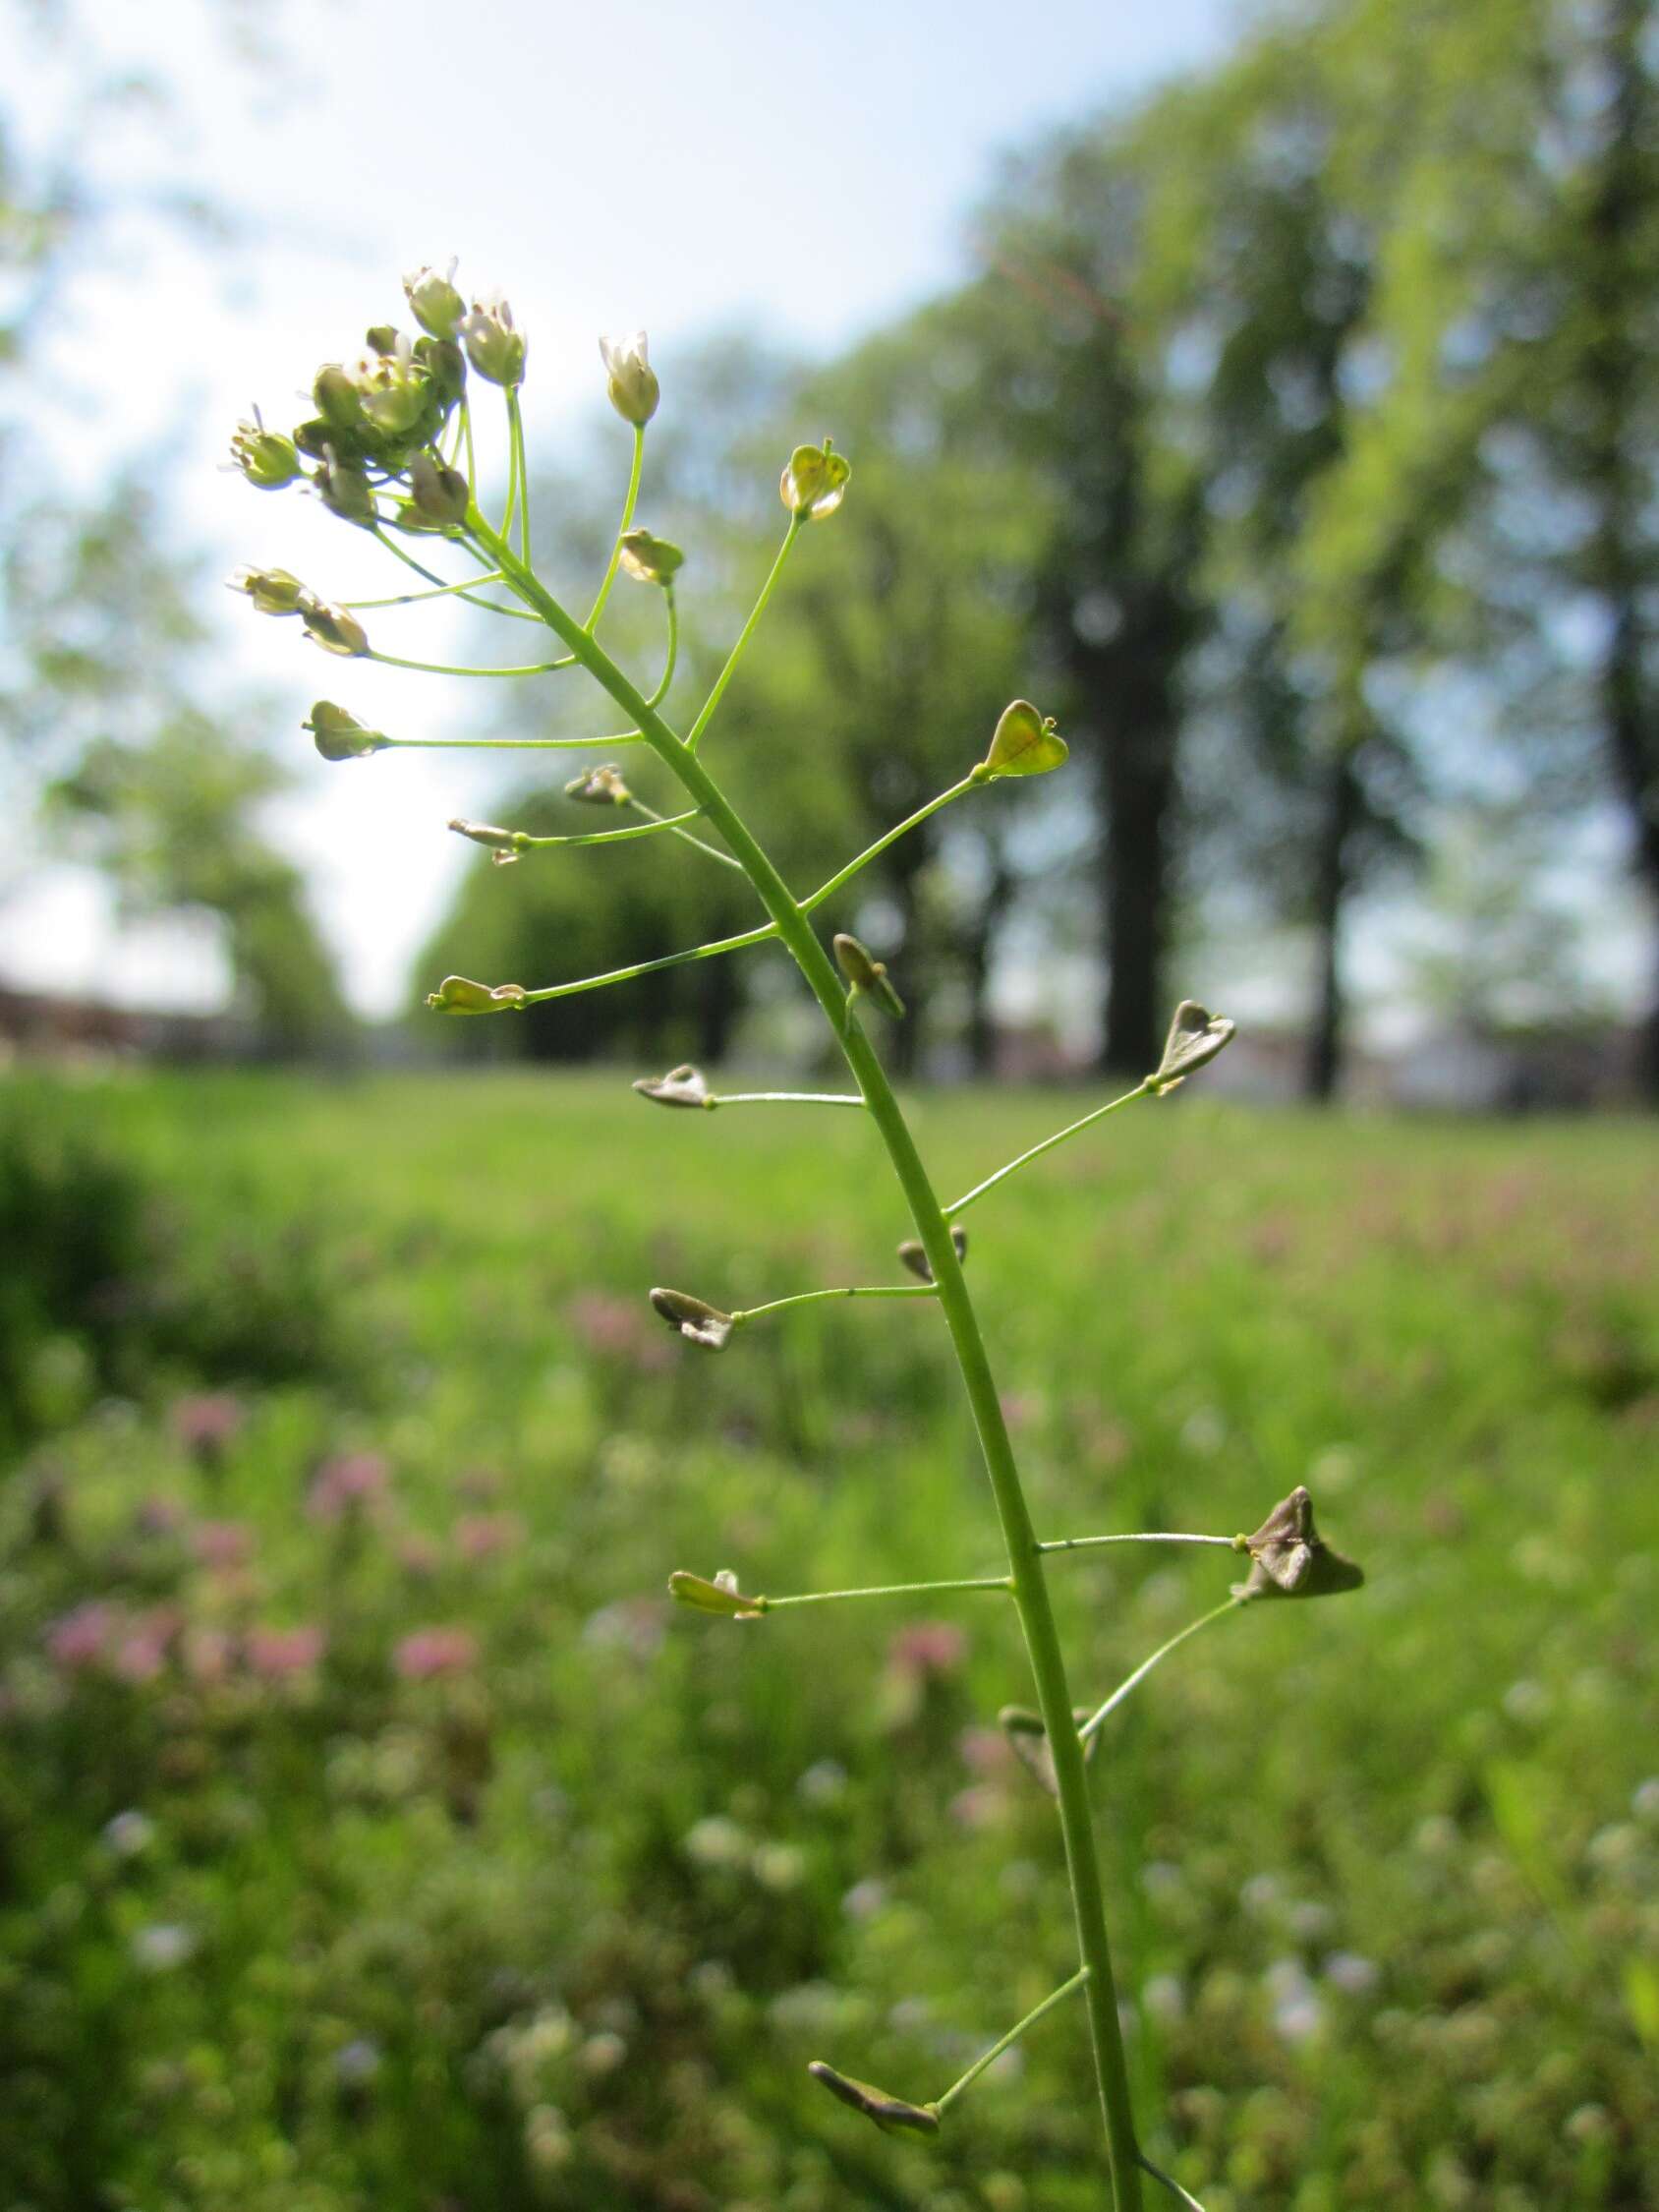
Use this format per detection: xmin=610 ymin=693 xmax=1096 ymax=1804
xmin=2 ymin=2 xmax=1656 ymax=2208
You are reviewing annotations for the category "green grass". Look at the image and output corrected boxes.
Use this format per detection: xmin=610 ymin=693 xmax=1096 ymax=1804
xmin=2 ymin=1070 xmax=1656 ymax=2211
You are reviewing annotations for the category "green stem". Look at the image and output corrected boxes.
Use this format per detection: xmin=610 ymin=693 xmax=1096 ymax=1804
xmin=1137 ymin=2154 xmax=1209 ymax=2211
xmin=380 ymin=731 xmax=647 ymax=753
xmin=586 ymin=423 xmax=644 ymax=631
xmin=625 ymin=795 xmax=743 ymax=872
xmin=945 ymin=1081 xmax=1154 ymax=1220
xmin=369 ymin=531 xmax=541 ymax=620
xmin=934 ymin=1966 xmax=1091 ymax=2117
xmin=516 ymin=917 xmax=781 ymax=1010
xmin=711 ymin=1089 xmax=864 ymax=1108
xmin=1077 ymin=1597 xmax=1247 ymax=1747
xmin=801 ymin=776 xmax=979 ymax=913
xmin=469 ymin=508 xmax=1146 ymax=2208
xmin=369 ymin=651 xmax=582 ymax=677
xmin=509 ymin=810 xmax=703 ymax=851
xmin=732 ymin=1283 xmax=938 ymax=1324
xmin=1039 ymin=1533 xmax=1240 ymax=1557
xmin=461 ymin=395 xmax=477 ymax=498
xmin=684 ymin=514 xmax=803 ymax=754
xmin=646 ymin=585 xmax=679 ymax=708
xmin=507 ymin=389 xmax=530 ymax=561
xmin=761 ymin=1573 xmax=1013 ymax=1612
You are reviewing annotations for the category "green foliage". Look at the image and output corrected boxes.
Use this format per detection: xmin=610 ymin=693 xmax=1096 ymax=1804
xmin=2 ymin=1071 xmax=1655 ymax=2207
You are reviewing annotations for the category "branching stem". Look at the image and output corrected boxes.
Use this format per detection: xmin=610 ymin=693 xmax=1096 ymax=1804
xmin=761 ymin=1573 xmax=1014 ymax=1612
xmin=1077 ymin=1596 xmax=1248 ymax=1746
xmin=586 ymin=424 xmax=645 ymax=631
xmin=934 ymin=1966 xmax=1092 ymax=2117
xmin=685 ymin=514 xmax=803 ymax=754
xmin=946 ymin=1080 xmax=1154 ymax=1220
xmin=732 ymin=1283 xmax=938 ymax=1325
xmin=1040 ymin=1532 xmax=1241 ymax=1557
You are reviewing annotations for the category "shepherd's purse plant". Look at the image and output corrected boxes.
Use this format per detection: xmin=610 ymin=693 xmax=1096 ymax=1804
xmin=227 ymin=262 xmax=1364 ymax=2210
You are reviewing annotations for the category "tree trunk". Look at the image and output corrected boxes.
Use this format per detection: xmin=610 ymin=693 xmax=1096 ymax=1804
xmin=1304 ymin=748 xmax=1358 ymax=1104
xmin=1099 ymin=716 xmax=1174 ymax=1078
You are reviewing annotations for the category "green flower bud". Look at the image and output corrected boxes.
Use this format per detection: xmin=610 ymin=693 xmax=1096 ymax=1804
xmin=667 ymin=1569 xmax=765 ymax=1618
xmin=649 ymin=1287 xmax=734 ymax=1352
xmin=409 ymin=450 xmax=471 ymax=529
xmin=314 ymin=363 xmax=366 ymax=436
xmin=405 ymin=260 xmax=466 ymax=341
xmin=599 ymin=331 xmax=659 ymax=427
xmin=313 ymin=450 xmax=377 ymax=528
xmin=303 ymin=702 xmax=388 ymax=762
xmin=780 ymin=438 xmax=850 ymax=520
xmin=1237 ymin=1485 xmax=1364 ymax=1601
xmin=229 ymin=411 xmax=300 ymax=491
xmin=227 ymin=565 xmax=310 ymax=616
xmin=564 ymin=764 xmax=631 ymax=806
xmin=806 ymin=2063 xmax=940 ymax=2138
xmin=365 ymin=323 xmax=399 ymax=356
xmin=461 ymin=291 xmax=526 ymax=388
xmin=353 ymin=333 xmax=434 ymax=441
xmin=301 ymin=600 xmax=370 ymax=657
xmin=414 ymin=334 xmax=467 ymax=402
xmin=1151 ymin=999 xmax=1235 ymax=1093
xmin=426 ymin=975 xmax=530 ymax=1015
xmin=633 ymin=1064 xmax=712 ymax=1110
xmin=617 ymin=528 xmax=684 ymax=586
xmin=974 ymin=698 xmax=1068 ymax=782
xmin=896 ymin=1225 xmax=967 ymax=1283
xmin=833 ymin=932 xmax=904 ymax=1019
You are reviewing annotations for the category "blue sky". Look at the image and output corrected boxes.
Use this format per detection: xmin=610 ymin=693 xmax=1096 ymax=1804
xmin=8 ymin=0 xmax=1239 ymax=1018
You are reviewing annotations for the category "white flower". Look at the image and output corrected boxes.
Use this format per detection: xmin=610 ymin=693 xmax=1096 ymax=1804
xmin=599 ymin=331 xmax=659 ymax=426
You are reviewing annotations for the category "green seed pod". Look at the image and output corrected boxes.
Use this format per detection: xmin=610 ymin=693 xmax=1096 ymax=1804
xmin=617 ymin=528 xmax=685 ymax=586
xmin=1000 ymin=1705 xmax=1099 ymax=1798
xmin=1237 ymin=1485 xmax=1364 ymax=1601
xmin=599 ymin=331 xmax=660 ymax=427
xmin=806 ymin=2063 xmax=940 ymax=2137
xmin=649 ymin=1288 xmax=734 ymax=1352
xmin=833 ymin=933 xmax=904 ymax=1019
xmin=896 ymin=1225 xmax=967 ymax=1282
xmin=976 ymin=698 xmax=1067 ymax=782
xmin=667 ymin=1569 xmax=765 ymax=1618
xmin=301 ymin=600 xmax=370 ymax=657
xmin=414 ymin=333 xmax=467 ymax=403
xmin=425 ymin=975 xmax=530 ymax=1015
xmin=1151 ymin=1000 xmax=1235 ymax=1093
xmin=314 ymin=363 xmax=367 ymax=436
xmin=448 ymin=818 xmax=525 ymax=856
xmin=633 ymin=1065 xmax=712 ymax=1110
xmin=780 ymin=437 xmax=850 ymax=520
xmin=303 ymin=702 xmax=388 ymax=762
xmin=227 ymin=565 xmax=310 ymax=616
xmin=313 ymin=451 xmax=377 ymax=528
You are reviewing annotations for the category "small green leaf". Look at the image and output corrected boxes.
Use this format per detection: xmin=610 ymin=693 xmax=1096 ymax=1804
xmin=425 ymin=974 xmax=528 ymax=1015
xmin=979 ymin=699 xmax=1067 ymax=781
xmin=806 ymin=2062 xmax=940 ymax=2137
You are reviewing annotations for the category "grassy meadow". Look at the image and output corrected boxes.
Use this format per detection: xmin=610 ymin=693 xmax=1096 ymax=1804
xmin=2 ymin=1068 xmax=1656 ymax=2211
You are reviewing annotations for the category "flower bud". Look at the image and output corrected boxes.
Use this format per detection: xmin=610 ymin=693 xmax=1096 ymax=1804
xmin=649 ymin=1287 xmax=734 ymax=1352
xmin=599 ymin=331 xmax=659 ymax=427
xmin=833 ymin=932 xmax=904 ymax=1019
xmin=365 ymin=323 xmax=399 ymax=356
xmin=896 ymin=1225 xmax=967 ymax=1283
xmin=426 ymin=975 xmax=530 ymax=1015
xmin=780 ymin=438 xmax=850 ymax=520
xmin=975 ymin=699 xmax=1067 ymax=782
xmin=409 ymin=450 xmax=471 ymax=529
xmin=806 ymin=2063 xmax=940 ymax=2138
xmin=633 ymin=1064 xmax=712 ymax=1110
xmin=304 ymin=702 xmax=388 ymax=762
xmin=1236 ymin=1485 xmax=1364 ymax=1601
xmin=564 ymin=764 xmax=631 ymax=806
xmin=414 ymin=334 xmax=467 ymax=402
xmin=301 ymin=600 xmax=370 ymax=657
xmin=314 ymin=450 xmax=377 ymax=528
xmin=314 ymin=364 xmax=366 ymax=436
xmin=1151 ymin=1000 xmax=1235 ymax=1093
xmin=617 ymin=529 xmax=684 ymax=586
xmin=227 ymin=565 xmax=310 ymax=616
xmin=405 ymin=261 xmax=465 ymax=341
xmin=229 ymin=411 xmax=301 ymax=491
xmin=353 ymin=332 xmax=436 ymax=443
xmin=667 ymin=1569 xmax=765 ymax=1618
xmin=461 ymin=291 xmax=526 ymax=387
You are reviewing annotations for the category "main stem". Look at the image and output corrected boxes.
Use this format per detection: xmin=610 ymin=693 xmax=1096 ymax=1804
xmin=471 ymin=513 xmax=1145 ymax=2210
